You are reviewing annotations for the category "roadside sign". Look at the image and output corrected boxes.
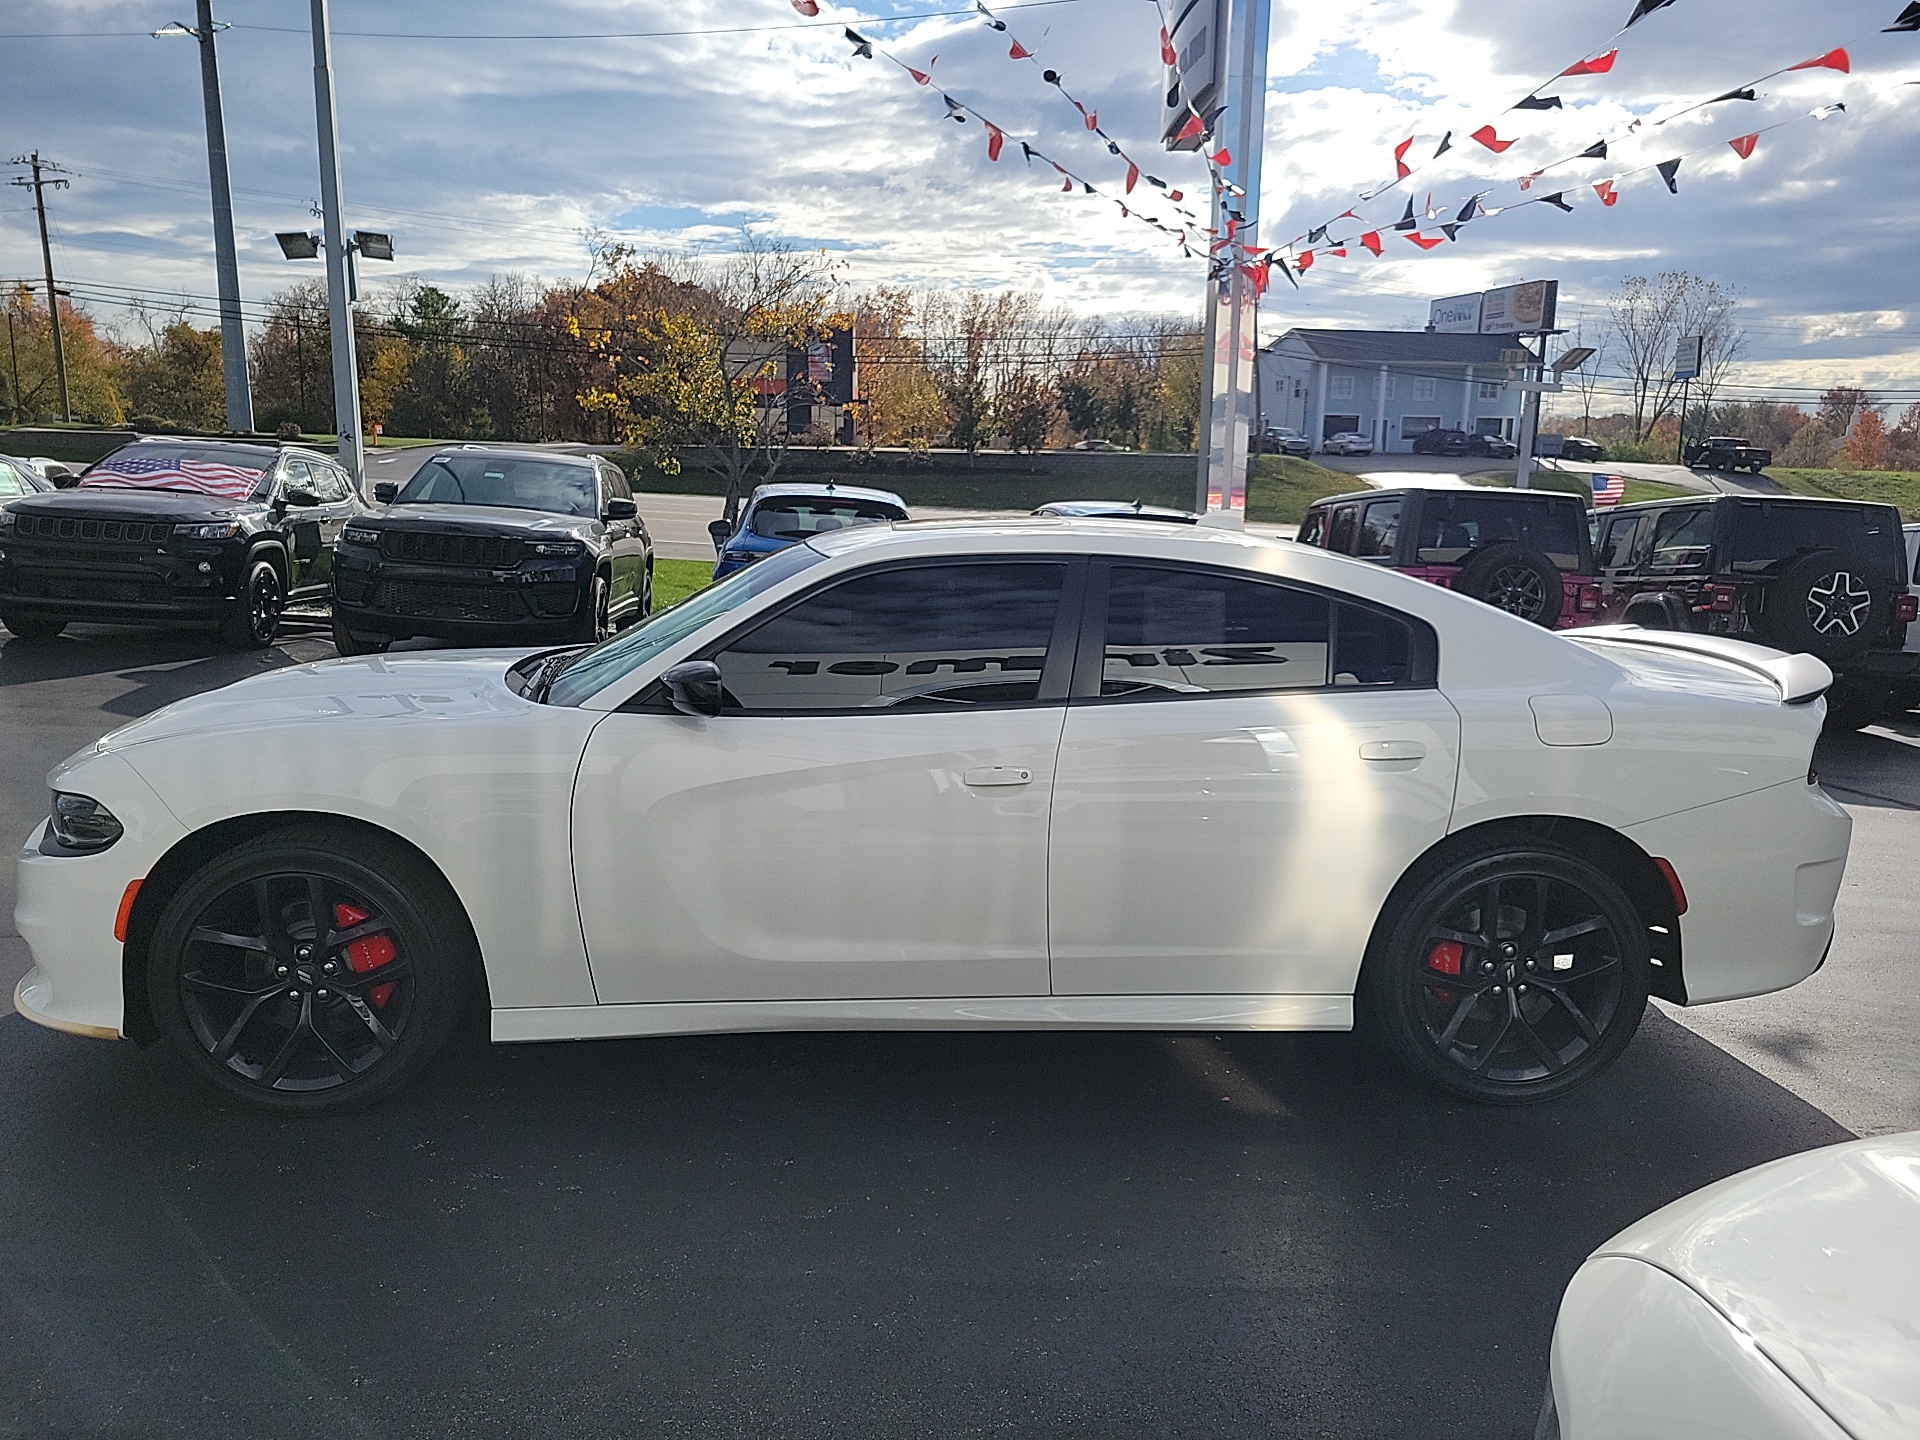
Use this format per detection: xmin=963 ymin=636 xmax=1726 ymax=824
xmin=1673 ymin=335 xmax=1703 ymax=381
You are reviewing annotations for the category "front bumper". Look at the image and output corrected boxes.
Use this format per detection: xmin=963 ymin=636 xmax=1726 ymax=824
xmin=332 ymin=548 xmax=591 ymax=639
xmin=0 ymin=538 xmax=243 ymax=625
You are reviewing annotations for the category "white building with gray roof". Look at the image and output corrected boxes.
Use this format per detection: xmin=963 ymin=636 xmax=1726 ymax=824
xmin=1258 ymin=330 xmax=1530 ymax=454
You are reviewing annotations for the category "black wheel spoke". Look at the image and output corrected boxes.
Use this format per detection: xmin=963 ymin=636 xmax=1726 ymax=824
xmin=259 ymin=997 xmax=313 ymax=1086
xmin=1435 ymin=991 xmax=1483 ymax=1049
xmin=1428 ymin=926 xmax=1485 ymax=950
xmin=309 ymin=1014 xmax=365 ymax=1077
xmin=329 ymin=917 xmax=389 ymax=950
xmin=1513 ymin=1008 xmax=1565 ymax=1073
xmin=210 ymin=991 xmax=282 ymax=1064
xmin=1544 ymin=986 xmax=1604 ymax=1045
xmin=1539 ymin=916 xmax=1606 ymax=948
xmin=182 ymin=969 xmax=281 ymax=999
xmin=251 ymin=878 xmax=294 ymax=963
xmin=339 ymin=992 xmax=400 ymax=1052
xmin=1481 ymin=878 xmax=1502 ymax=936
xmin=189 ymin=926 xmax=269 ymax=954
xmin=306 ymin=874 xmax=335 ymax=948
xmin=1530 ymin=956 xmax=1620 ymax=990
xmin=1473 ymin=1003 xmax=1517 ymax=1074
xmin=1420 ymin=970 xmax=1485 ymax=993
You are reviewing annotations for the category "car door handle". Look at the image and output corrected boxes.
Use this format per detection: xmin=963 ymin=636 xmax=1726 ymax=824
xmin=964 ymin=766 xmax=1033 ymax=787
xmin=1359 ymin=740 xmax=1425 ymax=762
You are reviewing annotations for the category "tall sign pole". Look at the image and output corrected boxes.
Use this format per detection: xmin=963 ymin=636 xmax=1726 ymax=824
xmin=309 ymin=0 xmax=364 ymax=491
xmin=192 ymin=0 xmax=255 ymax=433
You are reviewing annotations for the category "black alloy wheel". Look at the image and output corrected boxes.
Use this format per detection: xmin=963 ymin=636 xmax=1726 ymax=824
xmin=1452 ymin=544 xmax=1565 ymax=627
xmin=1 ymin=612 xmax=67 ymax=641
xmin=222 ymin=557 xmax=284 ymax=650
xmin=1362 ymin=846 xmax=1650 ymax=1104
xmin=572 ymin=572 xmax=611 ymax=644
xmin=1758 ymin=549 xmax=1885 ymax=662
xmin=149 ymin=825 xmax=473 ymax=1113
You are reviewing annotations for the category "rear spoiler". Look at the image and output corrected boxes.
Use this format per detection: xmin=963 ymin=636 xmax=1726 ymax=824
xmin=1567 ymin=625 xmax=1834 ymax=705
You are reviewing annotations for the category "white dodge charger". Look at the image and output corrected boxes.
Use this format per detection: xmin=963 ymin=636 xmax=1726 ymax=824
xmin=13 ymin=520 xmax=1851 ymax=1113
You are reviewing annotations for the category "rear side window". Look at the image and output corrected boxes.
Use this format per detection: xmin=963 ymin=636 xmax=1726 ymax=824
xmin=1327 ymin=505 xmax=1359 ymax=554
xmin=1413 ymin=494 xmax=1583 ymax=570
xmin=1649 ymin=508 xmax=1714 ymax=572
xmin=1728 ymin=502 xmax=1900 ymax=579
xmin=1358 ymin=500 xmax=1401 ymax=558
xmin=1296 ymin=509 xmax=1327 ymax=547
xmin=1597 ymin=515 xmax=1646 ymax=569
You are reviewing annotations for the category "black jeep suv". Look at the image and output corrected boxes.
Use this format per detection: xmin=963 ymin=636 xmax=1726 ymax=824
xmin=1589 ymin=494 xmax=1918 ymax=728
xmin=0 ymin=438 xmax=364 ymax=648
xmin=330 ymin=447 xmax=653 ymax=654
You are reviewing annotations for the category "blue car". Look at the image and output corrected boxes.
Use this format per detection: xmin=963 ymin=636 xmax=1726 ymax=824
xmin=709 ymin=482 xmax=909 ymax=579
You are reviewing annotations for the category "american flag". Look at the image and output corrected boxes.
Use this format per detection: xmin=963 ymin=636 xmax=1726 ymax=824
xmin=79 ymin=454 xmax=265 ymax=501
xmin=1591 ymin=472 xmax=1626 ymax=508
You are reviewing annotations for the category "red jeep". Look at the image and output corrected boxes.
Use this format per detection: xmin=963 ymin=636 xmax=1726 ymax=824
xmin=1297 ymin=486 xmax=1600 ymax=628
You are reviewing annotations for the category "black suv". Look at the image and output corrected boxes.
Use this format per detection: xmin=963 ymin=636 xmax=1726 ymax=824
xmin=1590 ymin=494 xmax=1918 ymax=727
xmin=330 ymin=446 xmax=653 ymax=654
xmin=0 ymin=438 xmax=363 ymax=648
xmin=1410 ymin=428 xmax=1471 ymax=456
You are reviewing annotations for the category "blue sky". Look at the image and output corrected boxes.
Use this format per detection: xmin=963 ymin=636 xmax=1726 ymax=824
xmin=3 ymin=0 xmax=1918 ymax=400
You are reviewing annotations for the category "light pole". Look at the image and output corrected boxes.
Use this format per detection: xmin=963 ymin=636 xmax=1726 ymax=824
xmin=153 ymin=2 xmax=255 ymax=433
xmin=307 ymin=0 xmax=365 ymax=491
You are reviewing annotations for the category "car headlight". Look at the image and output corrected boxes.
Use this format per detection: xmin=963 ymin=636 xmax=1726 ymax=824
xmin=342 ymin=525 xmax=382 ymax=547
xmin=172 ymin=520 xmax=242 ymax=540
xmin=528 ymin=540 xmax=585 ymax=557
xmin=48 ymin=792 xmax=123 ymax=851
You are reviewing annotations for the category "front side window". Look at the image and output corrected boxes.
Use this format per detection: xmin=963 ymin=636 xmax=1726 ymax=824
xmin=1358 ymin=500 xmax=1401 ymax=559
xmin=1648 ymin=508 xmax=1714 ymax=572
xmin=715 ymin=562 xmax=1066 ymax=711
xmin=395 ymin=454 xmax=597 ymax=517
xmin=1327 ymin=505 xmax=1359 ymax=554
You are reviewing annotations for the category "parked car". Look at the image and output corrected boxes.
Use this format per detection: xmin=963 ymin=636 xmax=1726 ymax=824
xmin=1032 ymin=500 xmax=1197 ymax=524
xmin=708 ymin=482 xmax=906 ymax=580
xmin=1685 ymin=435 xmax=1772 ymax=474
xmin=1254 ymin=427 xmax=1311 ymax=457
xmin=0 ymin=454 xmax=55 ymax=495
xmin=1069 ymin=438 xmax=1131 ymax=452
xmin=1468 ymin=433 xmax=1518 ymax=459
xmin=1538 ymin=1131 xmax=1920 ymax=1440
xmin=329 ymin=446 xmax=653 ymax=654
xmin=1534 ymin=435 xmax=1606 ymax=463
xmin=1589 ymin=495 xmax=1918 ymax=728
xmin=26 ymin=457 xmax=81 ymax=487
xmin=16 ymin=518 xmax=1849 ymax=1113
xmin=0 ymin=437 xmax=363 ymax=647
xmin=1298 ymin=485 xmax=1600 ymax=628
xmin=1411 ymin=427 xmax=1471 ymax=457
xmin=1322 ymin=431 xmax=1374 ymax=456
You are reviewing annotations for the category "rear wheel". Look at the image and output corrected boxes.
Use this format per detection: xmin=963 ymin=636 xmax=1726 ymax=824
xmin=1756 ymin=549 xmax=1887 ymax=663
xmin=2 ymin=612 xmax=67 ymax=641
xmin=1361 ymin=845 xmax=1651 ymax=1104
xmin=1452 ymin=544 xmax=1565 ymax=627
xmin=148 ymin=825 xmax=474 ymax=1114
xmin=222 ymin=557 xmax=284 ymax=649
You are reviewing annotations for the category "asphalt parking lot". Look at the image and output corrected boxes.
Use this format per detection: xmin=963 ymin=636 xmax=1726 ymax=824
xmin=2 ymin=619 xmax=1914 ymax=1438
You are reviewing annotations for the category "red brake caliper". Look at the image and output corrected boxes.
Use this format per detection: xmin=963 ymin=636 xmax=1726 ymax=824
xmin=334 ymin=902 xmax=397 ymax=1008
xmin=1427 ymin=941 xmax=1464 ymax=976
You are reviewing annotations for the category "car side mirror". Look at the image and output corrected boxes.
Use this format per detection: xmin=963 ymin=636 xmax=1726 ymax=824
xmin=281 ymin=487 xmax=321 ymax=508
xmin=603 ymin=497 xmax=637 ymax=521
xmin=662 ymin=660 xmax=725 ymax=717
xmin=707 ymin=518 xmax=732 ymax=552
xmin=372 ymin=482 xmax=398 ymax=504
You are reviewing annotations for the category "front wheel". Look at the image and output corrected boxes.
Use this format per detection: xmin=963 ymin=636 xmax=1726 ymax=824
xmin=222 ymin=557 xmax=284 ymax=649
xmin=2 ymin=612 xmax=67 ymax=641
xmin=330 ymin=613 xmax=392 ymax=656
xmin=1360 ymin=846 xmax=1651 ymax=1104
xmin=570 ymin=572 xmax=611 ymax=644
xmin=147 ymin=824 xmax=476 ymax=1113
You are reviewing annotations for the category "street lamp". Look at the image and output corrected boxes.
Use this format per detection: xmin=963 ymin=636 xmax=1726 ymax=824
xmin=275 ymin=231 xmax=321 ymax=260
xmin=274 ymin=226 xmax=395 ymax=289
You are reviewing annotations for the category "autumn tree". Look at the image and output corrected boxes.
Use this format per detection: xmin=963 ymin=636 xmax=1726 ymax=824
xmin=995 ymin=372 xmax=1059 ymax=455
xmin=850 ymin=286 xmax=945 ymax=449
xmin=1818 ymin=386 xmax=1872 ymax=437
xmin=1843 ymin=407 xmax=1890 ymax=470
xmin=1 ymin=283 xmax=124 ymax=424
xmin=117 ymin=307 xmax=225 ymax=429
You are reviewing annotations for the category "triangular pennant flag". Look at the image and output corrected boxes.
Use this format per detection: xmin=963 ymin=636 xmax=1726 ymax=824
xmin=1886 ymin=2 xmax=1920 ymax=31
xmin=1210 ymin=147 xmax=1232 ymax=166
xmin=845 ymin=27 xmax=873 ymax=57
xmin=1434 ymin=131 xmax=1453 ymax=157
xmin=1084 ymin=108 xmax=1099 ymax=131
xmin=1160 ymin=26 xmax=1178 ymax=63
xmin=943 ymin=94 xmax=967 ymax=122
xmin=1297 ymin=250 xmax=1315 ymax=271
xmin=1471 ymin=125 xmax=1514 ymax=153
xmin=1728 ymin=132 xmax=1759 ymax=159
xmin=1789 ymin=47 xmax=1849 ymax=73
xmin=1394 ymin=136 xmax=1414 ymax=178
xmin=906 ymin=61 xmax=934 ymax=85
xmin=1125 ymin=161 xmax=1139 ymax=193
xmin=1406 ymin=232 xmax=1446 ymax=250
xmin=1540 ymin=192 xmax=1575 ymax=212
xmin=985 ymin=122 xmax=1004 ymax=160
xmin=1454 ymin=193 xmax=1484 ymax=222
xmin=1594 ymin=179 xmax=1618 ymax=206
xmin=1337 ymin=208 xmax=1360 ymax=221
xmin=1657 ymin=157 xmax=1681 ymax=192
xmin=1581 ymin=140 xmax=1608 ymax=159
xmin=1169 ymin=189 xmax=1184 ymax=201
xmin=1812 ymin=102 xmax=1847 ymax=119
xmin=1440 ymin=223 xmax=1460 ymax=241
xmin=1624 ymin=0 xmax=1677 ymax=25
xmin=976 ymin=2 xmax=1006 ymax=30
xmin=1061 ymin=174 xmax=1074 ymax=191
xmin=1276 ymin=258 xmax=1299 ymax=290
xmin=1561 ymin=49 xmax=1618 ymax=76
xmin=1174 ymin=113 xmax=1206 ymax=143
xmin=1118 ymin=204 xmax=1128 ymax=218
xmin=1009 ymin=38 xmax=1032 ymax=59
xmin=1519 ymin=169 xmax=1545 ymax=191
xmin=1708 ymin=87 xmax=1757 ymax=104
xmin=1083 ymin=181 xmax=1095 ymax=195
xmin=1146 ymin=174 xmax=1168 ymax=189
xmin=791 ymin=0 xmax=820 ymax=14
xmin=1307 ymin=225 xmax=1328 ymax=243
xmin=1393 ymin=198 xmax=1418 ymax=231
xmin=1020 ymin=141 xmax=1036 ymax=163
xmin=1515 ymin=94 xmax=1563 ymax=110
xmin=1360 ymin=231 xmax=1383 ymax=255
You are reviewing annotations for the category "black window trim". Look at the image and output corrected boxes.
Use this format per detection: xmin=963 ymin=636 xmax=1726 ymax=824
xmin=1067 ymin=557 xmax=1438 ymax=705
xmin=621 ymin=553 xmax=1088 ymax=716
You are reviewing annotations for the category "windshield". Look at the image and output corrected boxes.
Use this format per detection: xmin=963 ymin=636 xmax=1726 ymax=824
xmin=746 ymin=497 xmax=903 ymax=540
xmin=78 ymin=444 xmax=270 ymax=501
xmin=1414 ymin=493 xmax=1584 ymax=569
xmin=544 ymin=541 xmax=829 ymax=706
xmin=396 ymin=454 xmax=597 ymax=516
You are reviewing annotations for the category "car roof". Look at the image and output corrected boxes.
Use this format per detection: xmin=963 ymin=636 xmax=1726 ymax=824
xmin=748 ymin=481 xmax=907 ymax=508
xmin=1034 ymin=500 xmax=1197 ymax=521
xmin=1604 ymin=493 xmax=1891 ymax=513
xmin=1307 ymin=485 xmax=1581 ymax=508
xmin=427 ymin=444 xmax=596 ymax=468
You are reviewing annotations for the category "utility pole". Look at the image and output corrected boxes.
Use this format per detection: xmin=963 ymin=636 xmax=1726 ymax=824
xmin=5 ymin=310 xmax=21 ymax=423
xmin=8 ymin=153 xmax=72 ymax=422
xmin=308 ymin=0 xmax=364 ymax=490
xmin=155 ymin=3 xmax=256 ymax=432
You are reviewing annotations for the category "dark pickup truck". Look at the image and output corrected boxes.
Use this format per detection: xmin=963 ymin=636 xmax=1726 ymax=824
xmin=1684 ymin=436 xmax=1772 ymax=474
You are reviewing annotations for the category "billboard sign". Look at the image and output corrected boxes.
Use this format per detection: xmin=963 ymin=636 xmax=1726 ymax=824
xmin=1479 ymin=280 xmax=1559 ymax=335
xmin=1429 ymin=293 xmax=1484 ymax=334
xmin=1673 ymin=334 xmax=1703 ymax=381
xmin=1162 ymin=0 xmax=1229 ymax=150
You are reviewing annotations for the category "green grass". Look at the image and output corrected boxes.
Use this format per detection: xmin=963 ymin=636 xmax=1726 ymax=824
xmin=652 ymin=557 xmax=713 ymax=609
xmin=1245 ymin=456 xmax=1367 ymax=524
xmin=1469 ymin=469 xmax=1694 ymax=506
xmin=1767 ymin=468 xmax=1920 ymax=519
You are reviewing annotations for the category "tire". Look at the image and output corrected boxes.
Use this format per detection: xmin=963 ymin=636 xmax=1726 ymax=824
xmin=147 ymin=823 xmax=476 ymax=1114
xmin=639 ymin=562 xmax=653 ymax=619
xmin=570 ymin=572 xmax=611 ymax=644
xmin=1359 ymin=844 xmax=1651 ymax=1104
xmin=1754 ymin=549 xmax=1887 ymax=663
xmin=330 ymin=614 xmax=392 ymax=656
xmin=222 ymin=556 xmax=284 ymax=650
xmin=2 ymin=612 xmax=67 ymax=641
xmin=1452 ymin=544 xmax=1565 ymax=627
xmin=1622 ymin=592 xmax=1692 ymax=631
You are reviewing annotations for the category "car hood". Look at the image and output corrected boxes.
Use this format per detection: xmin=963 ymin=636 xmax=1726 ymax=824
xmin=7 ymin=487 xmax=257 ymax=519
xmin=1592 ymin=1133 xmax=1920 ymax=1440
xmin=376 ymin=504 xmax=600 ymax=539
xmin=71 ymin=648 xmax=551 ymax=763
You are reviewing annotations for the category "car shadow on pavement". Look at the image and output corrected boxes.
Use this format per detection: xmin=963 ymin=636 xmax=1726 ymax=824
xmin=0 ymin=1006 xmax=1848 ymax=1440
xmin=0 ymin=625 xmax=335 ymax=719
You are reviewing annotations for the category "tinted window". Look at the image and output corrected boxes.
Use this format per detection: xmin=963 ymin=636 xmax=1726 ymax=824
xmin=1648 ymin=508 xmax=1713 ymax=571
xmin=1359 ymin=500 xmax=1401 ymax=558
xmin=1296 ymin=509 xmax=1327 ymax=547
xmin=0 ymin=462 xmax=28 ymax=497
xmin=1597 ymin=515 xmax=1644 ymax=569
xmin=747 ymin=497 xmax=903 ymax=540
xmin=280 ymin=457 xmax=314 ymax=491
xmin=1327 ymin=505 xmax=1359 ymax=554
xmin=396 ymin=454 xmax=597 ymax=516
xmin=310 ymin=465 xmax=350 ymax=503
xmin=1728 ymin=502 xmax=1899 ymax=578
xmin=1333 ymin=603 xmax=1419 ymax=687
xmin=1413 ymin=494 xmax=1583 ymax=569
xmin=1102 ymin=566 xmax=1331 ymax=694
xmin=716 ymin=562 xmax=1065 ymax=711
xmin=601 ymin=463 xmax=632 ymax=501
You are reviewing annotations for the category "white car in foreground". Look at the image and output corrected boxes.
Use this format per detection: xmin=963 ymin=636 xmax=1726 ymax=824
xmin=1540 ymin=1132 xmax=1920 ymax=1439
xmin=15 ymin=520 xmax=1850 ymax=1113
